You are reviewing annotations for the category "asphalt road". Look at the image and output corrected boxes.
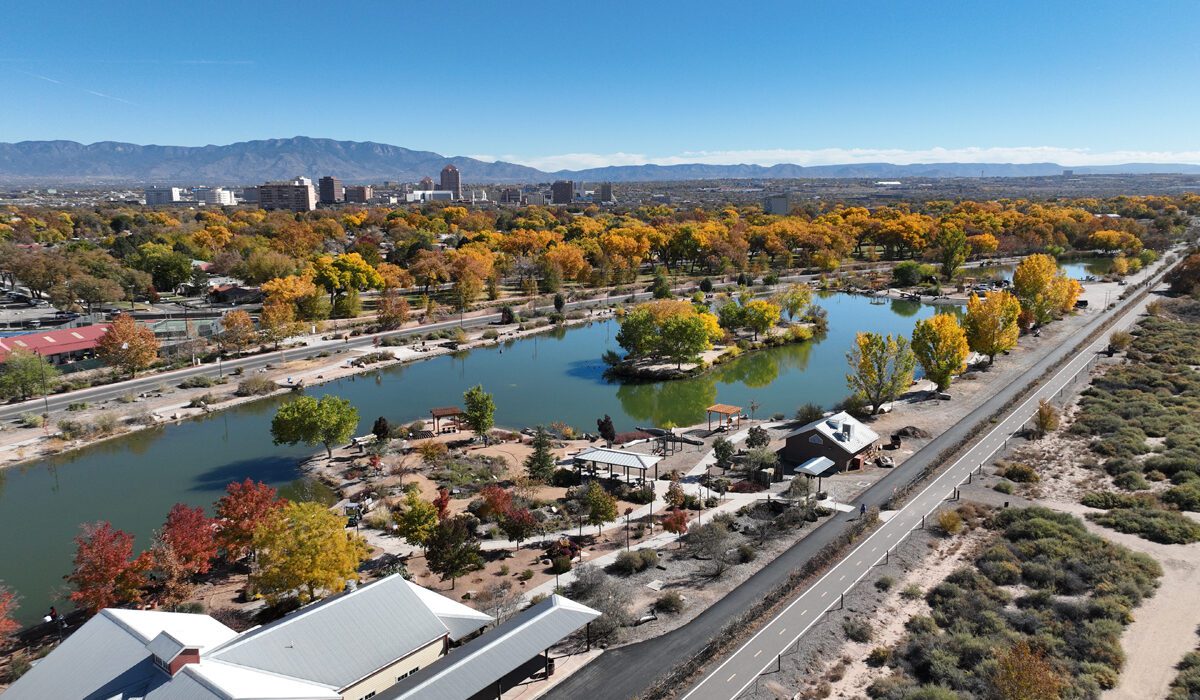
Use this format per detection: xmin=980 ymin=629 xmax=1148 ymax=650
xmin=546 ymin=266 xmax=1172 ymax=700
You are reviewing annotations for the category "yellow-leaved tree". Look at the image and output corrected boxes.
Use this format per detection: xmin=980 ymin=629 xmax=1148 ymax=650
xmin=964 ymin=291 xmax=1021 ymax=365
xmin=251 ymin=501 xmax=368 ymax=604
xmin=911 ymin=313 xmax=969 ymax=392
xmin=1013 ymin=254 xmax=1081 ymax=324
xmin=846 ymin=332 xmax=916 ymax=414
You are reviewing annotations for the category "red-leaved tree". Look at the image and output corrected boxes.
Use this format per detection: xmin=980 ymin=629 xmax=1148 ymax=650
xmin=479 ymin=485 xmax=513 ymax=520
xmin=0 ymin=586 xmax=19 ymax=642
xmin=662 ymin=509 xmax=690 ymax=548
xmin=67 ymin=522 xmax=149 ymax=614
xmin=214 ymin=479 xmax=283 ymax=561
xmin=159 ymin=503 xmax=218 ymax=576
xmin=433 ymin=488 xmax=451 ymax=521
xmin=500 ymin=507 xmax=538 ymax=548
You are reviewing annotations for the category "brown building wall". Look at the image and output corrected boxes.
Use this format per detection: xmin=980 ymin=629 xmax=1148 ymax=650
xmin=781 ymin=429 xmax=873 ymax=472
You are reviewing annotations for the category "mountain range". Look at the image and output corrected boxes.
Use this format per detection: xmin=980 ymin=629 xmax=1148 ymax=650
xmin=1 ymin=137 xmax=1199 ymax=185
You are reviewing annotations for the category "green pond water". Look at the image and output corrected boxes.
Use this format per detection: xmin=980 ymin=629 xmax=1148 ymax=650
xmin=0 ymin=292 xmax=936 ymax=624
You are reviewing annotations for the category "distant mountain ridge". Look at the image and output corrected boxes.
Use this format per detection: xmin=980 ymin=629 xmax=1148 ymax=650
xmin=1 ymin=137 xmax=1198 ymax=185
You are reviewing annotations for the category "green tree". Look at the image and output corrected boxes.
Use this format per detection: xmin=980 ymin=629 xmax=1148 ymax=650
xmin=745 ymin=425 xmax=771 ymax=449
xmin=270 ymin=394 xmax=360 ymax=459
xmin=250 ymin=501 xmax=368 ymax=604
xmin=846 ymin=332 xmax=916 ymax=414
xmin=462 ymin=384 xmax=495 ymax=439
xmin=426 ymin=515 xmax=482 ymax=588
xmin=911 ymin=313 xmax=969 ymax=392
xmin=582 ymin=481 xmax=618 ymax=534
xmin=659 ymin=314 xmax=711 ymax=368
xmin=0 ymin=348 xmax=60 ymax=401
xmin=933 ymin=223 xmax=969 ymax=281
xmin=130 ymin=242 xmax=192 ymax=292
xmin=713 ymin=436 xmax=735 ymax=470
xmin=651 ymin=267 xmax=672 ymax=298
xmin=525 ymin=427 xmax=557 ymax=482
xmin=396 ymin=490 xmax=439 ymax=551
xmin=597 ymin=414 xmax=617 ymax=447
xmin=773 ymin=284 xmax=812 ymax=321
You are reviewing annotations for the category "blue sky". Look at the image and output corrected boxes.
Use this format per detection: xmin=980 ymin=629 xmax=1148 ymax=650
xmin=3 ymin=0 xmax=1199 ymax=169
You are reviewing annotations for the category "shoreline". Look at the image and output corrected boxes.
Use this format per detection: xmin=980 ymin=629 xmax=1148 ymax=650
xmin=0 ymin=310 xmax=616 ymax=471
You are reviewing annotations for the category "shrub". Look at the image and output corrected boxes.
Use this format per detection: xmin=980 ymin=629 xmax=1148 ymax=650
xmin=1113 ymin=471 xmax=1150 ymax=491
xmin=893 ymin=261 xmax=936 ymax=287
xmin=498 ymin=564 xmax=510 ymax=576
xmin=187 ymin=393 xmax=216 ymax=408
xmin=1081 ymin=491 xmax=1156 ymax=510
xmin=57 ymin=419 xmax=90 ymax=440
xmin=66 ymin=401 xmax=89 ymax=412
xmin=937 ymin=510 xmax=963 ymax=535
xmin=550 ymin=556 xmax=573 ymax=574
xmin=482 ymin=329 xmax=499 ymax=340
xmin=611 ymin=549 xmax=659 ymax=576
xmin=736 ymin=543 xmax=757 ymax=563
xmin=18 ymin=412 xmax=43 ymax=428
xmin=1163 ymin=482 xmax=1200 ymax=511
xmin=179 ymin=375 xmax=216 ymax=389
xmin=235 ymin=376 xmax=278 ymax=396
xmin=866 ymin=646 xmax=891 ymax=667
xmin=656 ymin=590 xmax=685 ymax=614
xmin=93 ymin=413 xmax=118 ymax=435
xmin=518 ymin=569 xmax=534 ymax=581
xmin=993 ymin=480 xmax=1014 ymax=494
xmin=999 ymin=462 xmax=1039 ymax=483
xmin=843 ymin=617 xmax=873 ymax=643
xmin=900 ymin=584 xmax=923 ymax=601
xmin=875 ymin=575 xmax=895 ymax=592
xmin=1088 ymin=508 xmax=1200 ymax=544
xmin=795 ymin=402 xmax=825 ymax=424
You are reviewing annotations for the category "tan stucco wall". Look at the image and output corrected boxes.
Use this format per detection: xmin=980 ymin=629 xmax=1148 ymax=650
xmin=341 ymin=636 xmax=445 ymax=700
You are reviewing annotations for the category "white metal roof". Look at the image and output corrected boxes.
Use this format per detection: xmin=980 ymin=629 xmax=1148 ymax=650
xmin=783 ymin=411 xmax=879 ymax=455
xmin=210 ymin=574 xmax=470 ymax=689
xmin=573 ymin=446 xmax=663 ymax=470
xmin=166 ymin=660 xmax=340 ymax=700
xmin=381 ymin=595 xmax=601 ymax=700
xmin=795 ymin=456 xmax=837 ymax=477
xmin=404 ymin=579 xmax=493 ymax=641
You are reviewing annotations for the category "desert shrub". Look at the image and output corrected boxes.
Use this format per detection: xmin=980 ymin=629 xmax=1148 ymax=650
xmin=1113 ymin=471 xmax=1150 ymax=491
xmin=93 ymin=413 xmax=118 ymax=435
xmin=1163 ymin=481 xmax=1200 ymax=511
xmin=900 ymin=584 xmax=923 ymax=601
xmin=179 ymin=375 xmax=217 ymax=389
xmin=843 ymin=617 xmax=874 ymax=643
xmin=736 ymin=543 xmax=757 ymax=563
xmin=993 ymin=480 xmax=1014 ymax=494
xmin=1169 ymin=649 xmax=1200 ymax=699
xmin=187 ymin=393 xmax=216 ymax=408
xmin=656 ymin=590 xmax=685 ymax=614
xmin=611 ymin=549 xmax=658 ymax=576
xmin=937 ymin=511 xmax=963 ymax=535
xmin=482 ymin=329 xmax=499 ymax=340
xmin=18 ymin=412 xmax=43 ymax=428
xmin=1088 ymin=507 xmax=1200 ymax=544
xmin=875 ymin=575 xmax=895 ymax=592
xmin=999 ymin=462 xmax=1039 ymax=483
xmin=235 ymin=376 xmax=278 ymax=396
xmin=1081 ymin=491 xmax=1157 ymax=510
xmin=866 ymin=646 xmax=891 ymax=668
xmin=66 ymin=401 xmax=88 ymax=411
xmin=56 ymin=419 xmax=90 ymax=440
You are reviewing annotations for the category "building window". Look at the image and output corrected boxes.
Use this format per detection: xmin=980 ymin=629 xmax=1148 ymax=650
xmin=360 ymin=693 xmax=376 ymax=700
xmin=397 ymin=667 xmax=419 ymax=681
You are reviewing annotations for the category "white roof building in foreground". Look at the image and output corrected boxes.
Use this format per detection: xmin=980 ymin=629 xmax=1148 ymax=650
xmin=5 ymin=574 xmax=492 ymax=700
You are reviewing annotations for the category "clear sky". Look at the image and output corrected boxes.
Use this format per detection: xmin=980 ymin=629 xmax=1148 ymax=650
xmin=3 ymin=0 xmax=1199 ymax=169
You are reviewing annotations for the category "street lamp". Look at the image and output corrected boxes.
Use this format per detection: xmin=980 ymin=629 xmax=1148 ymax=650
xmin=624 ymin=507 xmax=633 ymax=551
xmin=35 ymin=349 xmax=50 ymax=433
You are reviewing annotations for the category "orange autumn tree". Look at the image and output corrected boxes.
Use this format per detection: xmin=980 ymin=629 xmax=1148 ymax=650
xmin=96 ymin=314 xmax=159 ymax=378
xmin=67 ymin=522 xmax=150 ymax=614
xmin=215 ymin=479 xmax=284 ymax=561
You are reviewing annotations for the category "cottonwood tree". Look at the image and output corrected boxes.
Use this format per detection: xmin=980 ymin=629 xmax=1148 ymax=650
xmin=933 ymin=222 xmax=969 ymax=281
xmin=1013 ymin=254 xmax=1080 ymax=324
xmin=426 ymin=515 xmax=482 ymax=588
xmin=250 ymin=501 xmax=368 ymax=604
xmin=215 ymin=479 xmax=283 ymax=561
xmin=911 ymin=313 xmax=970 ymax=392
xmin=773 ymin=284 xmax=812 ymax=321
xmin=259 ymin=301 xmax=300 ymax=349
xmin=741 ymin=299 xmax=781 ymax=340
xmin=846 ymin=332 xmax=916 ymax=415
xmin=964 ymin=291 xmax=1022 ymax=364
xmin=270 ymin=394 xmax=359 ymax=459
xmin=376 ymin=289 xmax=410 ymax=330
xmin=220 ymin=310 xmax=257 ymax=355
xmin=97 ymin=313 xmax=159 ymax=377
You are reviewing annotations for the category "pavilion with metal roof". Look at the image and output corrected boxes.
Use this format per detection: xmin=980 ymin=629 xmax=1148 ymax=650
xmin=794 ymin=456 xmax=837 ymax=492
xmin=573 ymin=446 xmax=664 ymax=484
xmin=382 ymin=595 xmax=600 ymax=700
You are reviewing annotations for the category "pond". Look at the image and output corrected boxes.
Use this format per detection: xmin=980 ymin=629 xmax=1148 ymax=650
xmin=0 ymin=291 xmax=936 ymax=624
xmin=972 ymin=255 xmax=1115 ymax=282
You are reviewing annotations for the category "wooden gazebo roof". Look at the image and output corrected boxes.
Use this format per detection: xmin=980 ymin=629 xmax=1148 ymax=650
xmin=706 ymin=404 xmax=742 ymax=415
xmin=430 ymin=406 xmax=465 ymax=418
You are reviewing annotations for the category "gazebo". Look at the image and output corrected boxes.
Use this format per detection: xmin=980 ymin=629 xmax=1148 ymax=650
xmin=706 ymin=403 xmax=743 ymax=432
xmin=430 ymin=406 xmax=465 ymax=433
xmin=573 ymin=447 xmax=663 ymax=485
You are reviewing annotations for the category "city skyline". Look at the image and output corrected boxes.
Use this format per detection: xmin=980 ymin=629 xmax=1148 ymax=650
xmin=2 ymin=1 xmax=1199 ymax=170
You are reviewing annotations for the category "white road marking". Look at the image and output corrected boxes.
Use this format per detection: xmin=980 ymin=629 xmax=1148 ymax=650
xmin=754 ymin=650 xmax=763 ymax=658
xmin=727 ymin=673 xmax=737 ymax=683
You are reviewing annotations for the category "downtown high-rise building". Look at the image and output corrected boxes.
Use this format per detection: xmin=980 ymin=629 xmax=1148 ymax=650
xmin=318 ymin=176 xmax=344 ymax=205
xmin=440 ymin=165 xmax=462 ymax=200
xmin=259 ymin=177 xmax=317 ymax=211
xmin=551 ymin=180 xmax=574 ymax=205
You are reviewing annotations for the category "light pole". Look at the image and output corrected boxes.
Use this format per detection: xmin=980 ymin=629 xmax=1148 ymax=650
xmin=624 ymin=507 xmax=633 ymax=551
xmin=35 ymin=349 xmax=50 ymax=433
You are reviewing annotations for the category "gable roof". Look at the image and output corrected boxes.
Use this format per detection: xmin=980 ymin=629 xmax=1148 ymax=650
xmin=783 ymin=411 xmax=879 ymax=455
xmin=209 ymin=574 xmax=477 ymax=689
xmin=382 ymin=595 xmax=600 ymax=700
xmin=6 ymin=576 xmax=492 ymax=700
